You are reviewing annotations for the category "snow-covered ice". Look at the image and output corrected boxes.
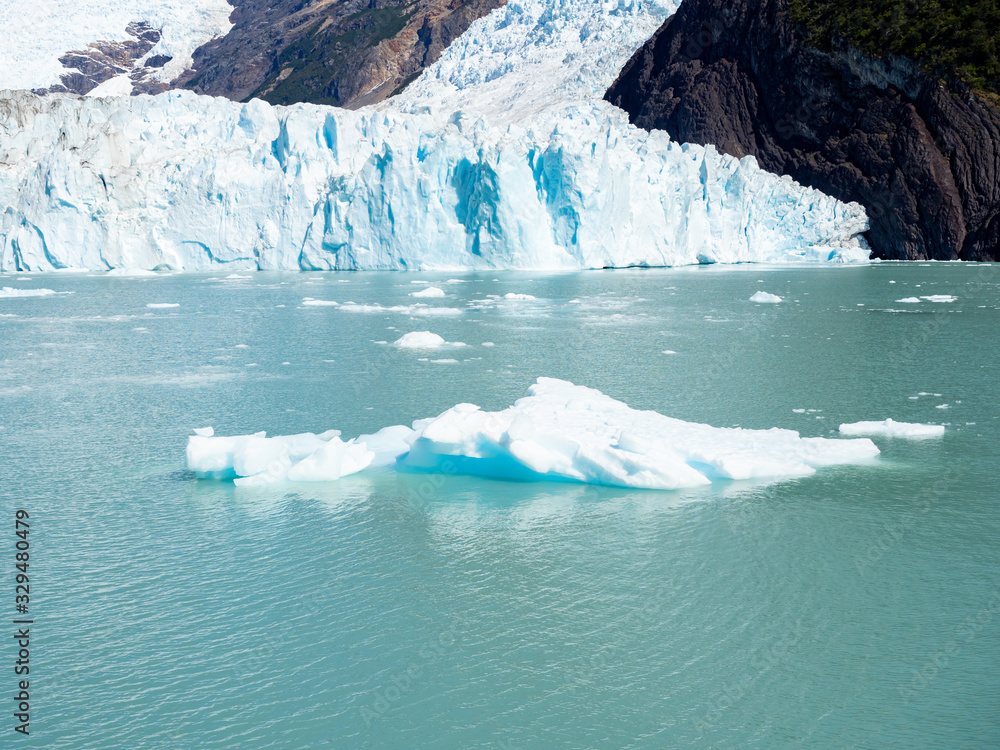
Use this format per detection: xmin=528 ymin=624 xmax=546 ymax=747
xmin=338 ymin=303 xmax=463 ymax=317
xmin=186 ymin=429 xmax=372 ymax=486
xmin=1 ymin=0 xmax=870 ymax=272
xmin=839 ymin=419 xmax=945 ymax=438
xmin=897 ymin=295 xmax=958 ymax=303
xmin=394 ymin=331 xmax=447 ymax=349
xmin=750 ymin=291 xmax=782 ymax=303
xmin=188 ymin=378 xmax=881 ymax=489
xmin=0 ymin=287 xmax=65 ymax=298
xmin=410 ymin=287 xmax=446 ymax=298
xmin=0 ymin=0 xmax=234 ymax=93
xmin=394 ymin=331 xmax=466 ymax=349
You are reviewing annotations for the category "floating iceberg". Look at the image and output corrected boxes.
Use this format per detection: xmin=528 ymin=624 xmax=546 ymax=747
xmin=838 ymin=419 xmax=945 ymax=439
xmin=187 ymin=378 xmax=881 ymax=489
xmin=0 ymin=286 xmax=64 ymax=298
xmin=186 ymin=429 xmax=373 ymax=486
xmin=410 ymin=286 xmax=446 ymax=298
xmin=749 ymin=291 xmax=782 ymax=303
xmin=0 ymin=0 xmax=870 ymax=272
xmin=393 ymin=331 xmax=460 ymax=349
xmin=896 ymin=295 xmax=957 ymax=304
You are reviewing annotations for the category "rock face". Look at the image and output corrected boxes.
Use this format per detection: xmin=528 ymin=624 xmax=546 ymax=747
xmin=174 ymin=0 xmax=507 ymax=108
xmin=605 ymin=0 xmax=1000 ymax=260
xmin=33 ymin=23 xmax=167 ymax=97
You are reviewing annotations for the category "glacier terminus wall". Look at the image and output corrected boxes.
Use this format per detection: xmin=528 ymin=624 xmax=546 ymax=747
xmin=0 ymin=0 xmax=871 ymax=271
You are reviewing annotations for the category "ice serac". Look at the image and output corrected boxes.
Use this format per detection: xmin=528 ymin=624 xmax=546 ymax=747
xmin=0 ymin=0 xmax=870 ymax=272
xmin=187 ymin=378 xmax=881 ymax=489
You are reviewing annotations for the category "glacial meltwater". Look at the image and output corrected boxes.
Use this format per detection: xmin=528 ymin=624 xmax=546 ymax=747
xmin=1 ymin=263 xmax=998 ymax=749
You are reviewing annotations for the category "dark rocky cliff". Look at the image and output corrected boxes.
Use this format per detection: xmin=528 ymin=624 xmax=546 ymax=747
xmin=605 ymin=0 xmax=1000 ymax=260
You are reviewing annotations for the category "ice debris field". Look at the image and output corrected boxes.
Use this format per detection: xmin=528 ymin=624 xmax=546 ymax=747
xmin=1 ymin=0 xmax=869 ymax=272
xmin=186 ymin=378 xmax=903 ymax=490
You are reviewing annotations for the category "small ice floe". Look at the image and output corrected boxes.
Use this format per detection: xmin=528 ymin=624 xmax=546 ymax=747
xmin=410 ymin=286 xmax=446 ymax=298
xmin=0 ymin=287 xmax=69 ymax=298
xmin=302 ymin=298 xmax=339 ymax=306
xmin=187 ymin=428 xmax=372 ymax=485
xmin=504 ymin=293 xmax=536 ymax=300
xmin=193 ymin=426 xmax=215 ymax=437
xmin=393 ymin=331 xmax=466 ymax=349
xmin=146 ymin=303 xmax=179 ymax=308
xmin=749 ymin=291 xmax=782 ymax=303
xmin=339 ymin=302 xmax=462 ymax=316
xmin=935 ymin=404 xmax=949 ymax=409
xmin=223 ymin=273 xmax=252 ymax=280
xmin=839 ymin=419 xmax=944 ymax=438
xmin=897 ymin=295 xmax=957 ymax=303
xmin=481 ymin=342 xmax=495 ymax=347
xmin=662 ymin=350 xmax=677 ymax=354
xmin=430 ymin=358 xmax=459 ymax=364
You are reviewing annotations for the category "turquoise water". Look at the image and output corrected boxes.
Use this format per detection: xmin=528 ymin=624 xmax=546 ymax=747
xmin=1 ymin=263 xmax=998 ymax=749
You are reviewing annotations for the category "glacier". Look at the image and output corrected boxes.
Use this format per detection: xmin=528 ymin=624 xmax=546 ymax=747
xmin=186 ymin=378 xmax=882 ymax=490
xmin=0 ymin=0 xmax=870 ymax=272
xmin=0 ymin=0 xmax=234 ymax=93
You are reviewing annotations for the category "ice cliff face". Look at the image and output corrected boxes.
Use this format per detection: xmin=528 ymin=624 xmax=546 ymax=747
xmin=0 ymin=0 xmax=871 ymax=271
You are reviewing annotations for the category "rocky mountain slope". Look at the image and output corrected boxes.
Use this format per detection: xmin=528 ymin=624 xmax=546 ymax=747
xmin=174 ymin=0 xmax=507 ymax=108
xmin=605 ymin=0 xmax=1000 ymax=260
xmin=27 ymin=0 xmax=505 ymax=108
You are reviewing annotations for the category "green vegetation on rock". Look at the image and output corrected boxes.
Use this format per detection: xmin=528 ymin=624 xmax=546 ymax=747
xmin=251 ymin=3 xmax=417 ymax=106
xmin=789 ymin=0 xmax=1000 ymax=94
